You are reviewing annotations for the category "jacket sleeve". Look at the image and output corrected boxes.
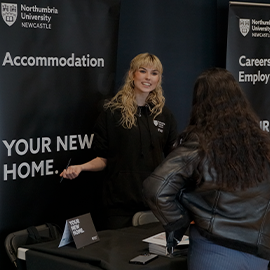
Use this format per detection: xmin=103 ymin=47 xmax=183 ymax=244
xmin=143 ymin=140 xmax=201 ymax=227
xmin=143 ymin=140 xmax=201 ymax=252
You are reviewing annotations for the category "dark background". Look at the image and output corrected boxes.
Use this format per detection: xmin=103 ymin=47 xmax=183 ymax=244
xmin=3 ymin=0 xmax=270 ymax=269
xmin=115 ymin=0 xmax=270 ymax=133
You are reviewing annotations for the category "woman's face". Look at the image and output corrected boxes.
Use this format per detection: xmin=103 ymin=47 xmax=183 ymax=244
xmin=131 ymin=65 xmax=160 ymax=96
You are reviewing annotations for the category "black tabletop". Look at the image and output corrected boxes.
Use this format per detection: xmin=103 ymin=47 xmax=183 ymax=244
xmin=24 ymin=223 xmax=188 ymax=270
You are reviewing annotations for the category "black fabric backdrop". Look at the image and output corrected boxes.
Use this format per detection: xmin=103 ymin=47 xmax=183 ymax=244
xmin=0 ymin=1 xmax=120 ymax=269
xmin=226 ymin=1 xmax=270 ymax=130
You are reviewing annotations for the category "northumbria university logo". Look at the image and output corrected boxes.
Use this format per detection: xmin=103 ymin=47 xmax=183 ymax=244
xmin=239 ymin=18 xmax=250 ymax=36
xmin=1 ymin=2 xmax=17 ymax=26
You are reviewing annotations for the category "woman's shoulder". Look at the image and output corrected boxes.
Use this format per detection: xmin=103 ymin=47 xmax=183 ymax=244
xmin=178 ymin=130 xmax=201 ymax=147
xmin=161 ymin=104 xmax=173 ymax=114
xmin=153 ymin=104 xmax=176 ymax=121
xmin=95 ymin=104 xmax=122 ymax=124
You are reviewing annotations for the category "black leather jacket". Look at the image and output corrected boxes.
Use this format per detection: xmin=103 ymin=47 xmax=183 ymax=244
xmin=143 ymin=138 xmax=270 ymax=260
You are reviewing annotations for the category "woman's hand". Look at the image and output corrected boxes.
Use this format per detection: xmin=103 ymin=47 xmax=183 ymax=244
xmin=60 ymin=165 xmax=83 ymax=180
xmin=59 ymin=157 xmax=107 ymax=180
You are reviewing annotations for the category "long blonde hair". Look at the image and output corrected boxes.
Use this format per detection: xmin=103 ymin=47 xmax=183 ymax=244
xmin=104 ymin=53 xmax=165 ymax=129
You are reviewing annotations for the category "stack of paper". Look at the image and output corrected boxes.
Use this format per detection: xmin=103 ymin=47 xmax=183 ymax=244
xmin=143 ymin=232 xmax=189 ymax=257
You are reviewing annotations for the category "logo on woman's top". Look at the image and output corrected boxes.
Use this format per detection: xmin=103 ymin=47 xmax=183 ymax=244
xmin=153 ymin=120 xmax=165 ymax=133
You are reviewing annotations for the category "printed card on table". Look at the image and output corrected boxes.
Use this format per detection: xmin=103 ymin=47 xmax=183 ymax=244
xmin=58 ymin=213 xmax=99 ymax=249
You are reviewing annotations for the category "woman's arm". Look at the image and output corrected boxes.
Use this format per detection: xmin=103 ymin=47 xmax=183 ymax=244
xmin=59 ymin=157 xmax=107 ymax=180
xmin=143 ymin=141 xmax=200 ymax=226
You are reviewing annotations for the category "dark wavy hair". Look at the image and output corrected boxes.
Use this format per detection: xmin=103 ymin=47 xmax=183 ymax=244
xmin=178 ymin=67 xmax=270 ymax=190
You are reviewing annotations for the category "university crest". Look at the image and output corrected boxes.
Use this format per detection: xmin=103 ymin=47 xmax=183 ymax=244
xmin=1 ymin=3 xmax=17 ymax=26
xmin=239 ymin=18 xmax=250 ymax=37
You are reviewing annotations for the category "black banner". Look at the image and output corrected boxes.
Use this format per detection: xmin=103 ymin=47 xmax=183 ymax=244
xmin=226 ymin=1 xmax=270 ymax=132
xmin=0 ymin=0 xmax=120 ymax=268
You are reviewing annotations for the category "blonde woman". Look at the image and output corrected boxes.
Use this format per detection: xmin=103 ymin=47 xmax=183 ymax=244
xmin=60 ymin=53 xmax=178 ymax=229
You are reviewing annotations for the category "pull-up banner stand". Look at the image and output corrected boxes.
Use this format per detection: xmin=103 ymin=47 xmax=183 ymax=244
xmin=226 ymin=1 xmax=270 ymax=132
xmin=0 ymin=1 xmax=120 ymax=268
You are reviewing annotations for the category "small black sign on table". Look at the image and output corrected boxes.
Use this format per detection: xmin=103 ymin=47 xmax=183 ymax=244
xmin=58 ymin=213 xmax=99 ymax=249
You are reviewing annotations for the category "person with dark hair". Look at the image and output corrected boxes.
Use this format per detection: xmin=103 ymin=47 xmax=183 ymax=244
xmin=143 ymin=68 xmax=270 ymax=269
xmin=60 ymin=53 xmax=178 ymax=229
